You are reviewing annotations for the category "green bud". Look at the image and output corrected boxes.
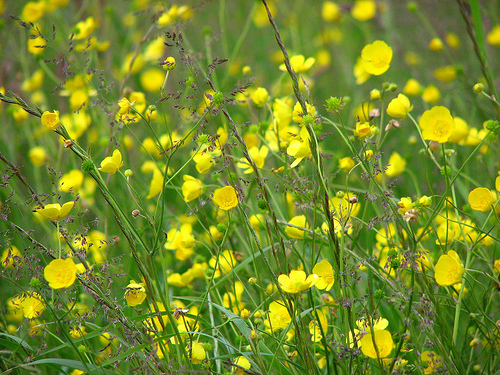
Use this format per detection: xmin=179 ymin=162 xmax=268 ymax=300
xmin=388 ymin=248 xmax=398 ymax=259
xmin=390 ymin=259 xmax=400 ymax=269
xmin=374 ymin=289 xmax=384 ymax=300
xmin=342 ymin=96 xmax=351 ymax=104
xmin=248 ymin=277 xmax=257 ymax=285
xmin=82 ymin=159 xmax=94 ymax=173
xmin=125 ymin=169 xmax=133 ymax=177
xmin=29 ymin=277 xmax=41 ymax=288
xmin=198 ymin=134 xmax=209 ymax=144
xmin=249 ymin=124 xmax=259 ymax=134
xmin=473 ymin=83 xmax=484 ymax=93
xmin=302 ymin=114 xmax=314 ymax=127
xmin=485 ymin=120 xmax=500 ymax=132
xmin=336 ymin=191 xmax=345 ymax=199
xmin=216 ymin=223 xmax=227 ymax=233
xmin=78 ymin=345 xmax=87 ymax=353
xmin=407 ymin=2 xmax=417 ymax=12
xmin=257 ymin=199 xmax=267 ymax=211
xmin=212 ymin=91 xmax=224 ymax=105
xmin=440 ymin=166 xmax=452 ymax=176
xmin=260 ymin=121 xmax=270 ymax=131
xmin=325 ymin=96 xmax=343 ymax=112
xmin=388 ymin=83 xmax=398 ymax=92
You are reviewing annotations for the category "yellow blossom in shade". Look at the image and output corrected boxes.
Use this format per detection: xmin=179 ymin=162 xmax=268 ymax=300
xmin=354 ymin=57 xmax=371 ymax=84
xmin=387 ymin=94 xmax=412 ymax=119
xmin=429 ymin=38 xmax=444 ymax=51
xmin=237 ymin=146 xmax=268 ymax=173
xmin=468 ymin=187 xmax=494 ymax=212
xmin=419 ymin=195 xmax=432 ymax=207
xmin=287 ymin=127 xmax=312 ymax=167
xmin=419 ymin=106 xmax=456 ymax=143
xmin=494 ymin=259 xmax=500 ymax=273
xmin=446 ymin=32 xmax=460 ymax=49
xmin=361 ymin=40 xmax=392 ymax=75
xmin=422 ymin=85 xmax=441 ymax=104
xmin=278 ymin=270 xmax=318 ymax=293
xmin=146 ymin=168 xmax=164 ymax=199
xmin=360 ymin=329 xmax=393 ymax=359
xmin=285 ymin=215 xmax=307 ymax=239
xmin=19 ymin=292 xmax=46 ymax=319
xmin=22 ymin=1 xmax=46 ymax=23
xmin=69 ymin=326 xmax=87 ymax=339
xmin=403 ymin=78 xmax=421 ymax=96
xmin=182 ymin=175 xmax=203 ymax=202
xmin=354 ymin=122 xmax=373 ymax=139
xmin=251 ymin=87 xmax=269 ymax=107
xmin=322 ymin=1 xmax=341 ymax=22
xmin=421 ymin=351 xmax=443 ymax=374
xmin=74 ymin=16 xmax=96 ymax=40
xmin=312 ymin=260 xmax=334 ymax=291
xmin=487 ymin=25 xmax=500 ymax=47
xmin=496 ymin=173 xmax=500 ymax=192
xmin=1 ymin=246 xmax=22 ymax=268
xmin=209 ymin=250 xmax=237 ymax=277
xmin=59 ymin=169 xmax=84 ymax=192
xmin=213 ymin=186 xmax=238 ymax=210
xmin=233 ymin=356 xmax=251 ymax=375
xmin=28 ymin=34 xmax=46 ymax=55
xmin=434 ymin=250 xmax=465 ymax=286
xmin=448 ymin=117 xmax=469 ymax=143
xmin=29 ymin=146 xmax=47 ymax=166
xmin=22 ymin=69 xmax=44 ymax=92
xmin=397 ymin=197 xmax=414 ymax=214
xmin=193 ymin=152 xmax=214 ymax=174
xmin=351 ymin=0 xmax=376 ymax=21
xmin=339 ymin=157 xmax=355 ymax=172
xmin=292 ymin=101 xmax=316 ymax=123
xmin=385 ymin=152 xmax=406 ymax=177
xmin=189 ymin=342 xmax=206 ymax=364
xmin=140 ymin=68 xmax=164 ymax=92
xmin=331 ymin=192 xmax=360 ymax=218
xmin=309 ymin=309 xmax=328 ymax=342
xmin=36 ymin=201 xmax=74 ymax=220
xmin=44 ymin=258 xmax=77 ymax=289
xmin=41 ymin=110 xmax=60 ymax=130
xmin=264 ymin=300 xmax=292 ymax=332
xmin=124 ymin=281 xmax=147 ymax=306
xmin=98 ymin=149 xmax=123 ymax=174
xmin=273 ymin=97 xmax=293 ymax=128
xmin=280 ymin=55 xmax=315 ymax=73
xmin=434 ymin=65 xmax=457 ymax=83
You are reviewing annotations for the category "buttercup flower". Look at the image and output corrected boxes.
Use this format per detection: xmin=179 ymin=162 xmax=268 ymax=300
xmin=354 ymin=122 xmax=373 ymax=139
xmin=351 ymin=0 xmax=376 ymax=21
xmin=98 ymin=149 xmax=123 ymax=174
xmin=29 ymin=146 xmax=47 ymax=167
xmin=360 ymin=329 xmax=393 ymax=359
xmin=429 ymin=38 xmax=444 ymax=51
xmin=213 ymin=186 xmax=238 ymax=210
xmin=36 ymin=201 xmax=74 ymax=220
xmin=124 ymin=281 xmax=147 ymax=306
xmin=264 ymin=300 xmax=292 ymax=332
xmin=44 ymin=258 xmax=77 ymax=289
xmin=237 ymin=146 xmax=268 ymax=173
xmin=421 ymin=351 xmax=443 ymax=374
xmin=280 ymin=55 xmax=315 ymax=73
xmin=182 ymin=175 xmax=203 ymax=202
xmin=434 ymin=250 xmax=464 ymax=286
xmin=285 ymin=215 xmax=308 ymax=239
xmin=278 ymin=270 xmax=318 ymax=293
xmin=18 ymin=292 xmax=46 ymax=319
xmin=419 ymin=106 xmax=456 ymax=143
xmin=385 ymin=152 xmax=406 ymax=177
xmin=487 ymin=25 xmax=500 ymax=47
xmin=189 ymin=342 xmax=206 ymax=364
xmin=361 ymin=40 xmax=392 ymax=75
xmin=59 ymin=169 xmax=84 ymax=192
xmin=322 ymin=1 xmax=341 ymax=22
xmin=422 ymin=85 xmax=441 ymax=104
xmin=251 ymin=87 xmax=269 ymax=107
xmin=403 ymin=78 xmax=422 ymax=96
xmin=1 ymin=246 xmax=23 ymax=268
xmin=468 ymin=187 xmax=494 ymax=212
xmin=387 ymin=94 xmax=412 ymax=119
xmin=233 ymin=356 xmax=251 ymax=375
xmin=313 ymin=260 xmax=335 ymax=291
xmin=397 ymin=197 xmax=414 ymax=214
xmin=41 ymin=110 xmax=61 ymax=130
xmin=287 ymin=127 xmax=312 ymax=168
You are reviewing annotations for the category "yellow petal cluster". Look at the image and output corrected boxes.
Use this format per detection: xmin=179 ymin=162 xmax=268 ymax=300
xmin=44 ymin=258 xmax=77 ymax=289
xmin=278 ymin=270 xmax=318 ymax=293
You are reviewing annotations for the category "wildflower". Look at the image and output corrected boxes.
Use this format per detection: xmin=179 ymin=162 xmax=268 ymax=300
xmin=354 ymin=57 xmax=371 ymax=84
xmin=22 ymin=69 xmax=44 ymax=92
xmin=36 ymin=201 xmax=74 ymax=220
xmin=44 ymin=258 xmax=77 ymax=289
xmin=421 ymin=351 xmax=443 ymax=374
xmin=370 ymin=89 xmax=381 ymax=100
xmin=434 ymin=250 xmax=464 ymax=286
xmin=233 ymin=356 xmax=251 ymax=375
xmin=487 ymin=25 xmax=500 ymax=47
xmin=157 ymin=5 xmax=193 ymax=27
xmin=434 ymin=65 xmax=457 ymax=83
xmin=118 ymin=97 xmax=132 ymax=115
xmin=98 ymin=149 xmax=123 ymax=174
xmin=383 ymin=152 xmax=406 ymax=176
xmin=446 ymin=33 xmax=461 ymax=49
xmin=28 ymin=33 xmax=47 ymax=55
xmin=182 ymin=175 xmax=203 ymax=202
xmin=354 ymin=122 xmax=373 ymax=139
xmin=278 ymin=270 xmax=318 ymax=293
xmin=74 ymin=16 xmax=96 ymax=40
xmin=351 ymin=0 xmax=376 ymax=21
xmin=209 ymin=250 xmax=237 ymax=276
xmin=429 ymin=38 xmax=444 ymax=51
xmin=41 ymin=110 xmax=60 ymax=130
xmin=419 ymin=195 xmax=432 ymax=207
xmin=292 ymin=101 xmax=316 ymax=123
xmin=213 ymin=186 xmax=238 ymax=210
xmin=361 ymin=40 xmax=392 ymax=75
xmin=27 ymin=146 xmax=46 ymax=166
xmin=422 ymin=85 xmax=441 ymax=104
xmin=237 ymin=145 xmax=268 ymax=173
xmin=312 ymin=260 xmax=334 ymax=291
xmin=189 ymin=342 xmax=206 ymax=364
xmin=140 ymin=68 xmax=164 ymax=92
xmin=251 ymin=87 xmax=269 ymax=107
xmin=419 ymin=106 xmax=456 ymax=143
xmin=280 ymin=55 xmax=315 ymax=73
xmin=468 ymin=187 xmax=494 ymax=212
xmin=59 ymin=169 xmax=84 ymax=192
xmin=322 ymin=1 xmax=341 ymax=22
xmin=448 ymin=117 xmax=469 ymax=143
xmin=339 ymin=156 xmax=355 ymax=172
xmin=1 ymin=246 xmax=22 ymax=268
xmin=360 ymin=329 xmax=393 ymax=358
xmin=397 ymin=197 xmax=414 ymax=214
xmin=193 ymin=152 xmax=214 ymax=174
xmin=162 ymin=56 xmax=176 ymax=71
xmin=387 ymin=94 xmax=412 ymax=119
xmin=22 ymin=2 xmax=46 ymax=23
xmin=285 ymin=215 xmax=308 ymax=239
xmin=287 ymin=127 xmax=312 ymax=167
xmin=403 ymin=78 xmax=421 ymax=96
xmin=124 ymin=281 xmax=147 ymax=306
xmin=309 ymin=309 xmax=328 ymax=342
xmin=264 ymin=301 xmax=292 ymax=331
xmin=69 ymin=326 xmax=87 ymax=339
xmin=18 ymin=292 xmax=46 ymax=319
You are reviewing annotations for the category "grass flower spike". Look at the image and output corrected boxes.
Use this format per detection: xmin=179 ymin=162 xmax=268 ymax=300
xmin=41 ymin=110 xmax=61 ymax=130
xmin=36 ymin=201 xmax=74 ymax=220
xmin=361 ymin=40 xmax=392 ymax=75
xmin=434 ymin=250 xmax=465 ymax=286
xmin=278 ymin=270 xmax=318 ymax=293
xmin=419 ymin=106 xmax=455 ymax=143
xmin=98 ymin=149 xmax=123 ymax=174
xmin=213 ymin=186 xmax=238 ymax=210
xmin=44 ymin=258 xmax=77 ymax=289
xmin=468 ymin=187 xmax=495 ymax=212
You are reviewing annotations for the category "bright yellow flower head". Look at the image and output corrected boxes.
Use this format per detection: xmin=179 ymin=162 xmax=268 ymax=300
xmin=189 ymin=342 xmax=206 ymax=364
xmin=182 ymin=175 xmax=203 ymax=202
xmin=292 ymin=101 xmax=316 ymax=124
xmin=251 ymin=87 xmax=269 ymax=107
xmin=487 ymin=25 xmax=500 ymax=47
xmin=287 ymin=127 xmax=311 ymax=168
xmin=354 ymin=122 xmax=373 ymax=139
xmin=313 ymin=260 xmax=335 ymax=291
xmin=387 ymin=94 xmax=412 ymax=119
xmin=468 ymin=187 xmax=494 ymax=212
xmin=434 ymin=65 xmax=457 ymax=83
xmin=237 ymin=146 xmax=268 ymax=173
xmin=285 ymin=215 xmax=307 ymax=239
xmin=403 ymin=78 xmax=422 ymax=96
xmin=448 ymin=117 xmax=469 ymax=143
xmin=422 ymin=85 xmax=441 ymax=104
xmin=213 ymin=186 xmax=239 ymax=210
xmin=41 ymin=110 xmax=61 ymax=130
xmin=264 ymin=300 xmax=292 ymax=332
xmin=429 ymin=37 xmax=444 ymax=51
xmin=361 ymin=40 xmax=392 ymax=75
xmin=74 ymin=16 xmax=96 ymax=40
xmin=360 ymin=329 xmax=393 ymax=358
xmin=351 ymin=0 xmax=376 ymax=21
xmin=124 ymin=281 xmax=147 ymax=306
xmin=209 ymin=250 xmax=237 ymax=276
xmin=421 ymin=351 xmax=443 ymax=374
xmin=22 ymin=1 xmax=46 ymax=23
xmin=28 ymin=34 xmax=47 ymax=55
xmin=278 ymin=270 xmax=318 ymax=293
xmin=434 ymin=250 xmax=464 ymax=286
xmin=29 ymin=146 xmax=47 ymax=167
xmin=339 ymin=156 xmax=355 ymax=172
xmin=354 ymin=57 xmax=371 ymax=84
xmin=18 ymin=292 xmax=46 ymax=319
xmin=280 ymin=55 xmax=315 ymax=73
xmin=322 ymin=1 xmax=341 ymax=22
xmin=36 ymin=201 xmax=74 ymax=220
xmin=419 ymin=106 xmax=456 ymax=143
xmin=397 ymin=197 xmax=414 ymax=214
xmin=59 ymin=169 xmax=84 ymax=192
xmin=44 ymin=258 xmax=77 ymax=289
xmin=98 ymin=149 xmax=123 ymax=174
xmin=1 ymin=246 xmax=23 ymax=268
xmin=233 ymin=356 xmax=251 ymax=375
xmin=385 ymin=152 xmax=406 ymax=177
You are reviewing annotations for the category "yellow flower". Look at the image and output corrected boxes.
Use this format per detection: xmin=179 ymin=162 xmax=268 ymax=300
xmin=312 ymin=260 xmax=334 ymax=291
xmin=292 ymin=101 xmax=316 ymax=123
xmin=309 ymin=309 xmax=328 ymax=342
xmin=193 ymin=152 xmax=214 ymax=174
xmin=331 ymin=192 xmax=360 ymax=218
xmin=487 ymin=25 xmax=500 ymax=47
xmin=213 ymin=186 xmax=238 ymax=210
xmin=69 ymin=326 xmax=87 ymax=338
xmin=354 ymin=57 xmax=371 ymax=84
xmin=285 ymin=215 xmax=307 ymax=239
xmin=41 ymin=110 xmax=60 ymax=130
xmin=1 ymin=246 xmax=22 ymax=268
xmin=28 ymin=34 xmax=47 ymax=55
xmin=44 ymin=258 xmax=77 ymax=289
xmin=98 ymin=149 xmax=123 ymax=174
xmin=434 ymin=65 xmax=457 ymax=83
xmin=339 ymin=156 xmax=355 ymax=172
xmin=422 ymin=85 xmax=441 ymax=104
xmin=397 ymin=197 xmax=414 ymax=214
xmin=251 ymin=87 xmax=269 ymax=107
xmin=233 ymin=356 xmax=251 ymax=375
xmin=360 ymin=329 xmax=393 ymax=359
xmin=361 ymin=40 xmax=392 ymax=75
xmin=189 ymin=342 xmax=206 ymax=364
xmin=124 ymin=281 xmax=147 ymax=306
xmin=182 ymin=175 xmax=203 ymax=202
xmin=385 ymin=152 xmax=406 ymax=177
xmin=278 ymin=270 xmax=317 ymax=294
xmin=446 ymin=33 xmax=461 ymax=49
xmin=22 ymin=1 xmax=46 ymax=23
xmin=74 ymin=16 xmax=96 ymax=40
xmin=468 ymin=187 xmax=494 ymax=212
xmin=162 ymin=56 xmax=176 ymax=71
xmin=419 ymin=106 xmax=456 ymax=143
xmin=280 ymin=55 xmax=315 ymax=73
xmin=353 ymin=122 xmax=373 ymax=139
xmin=322 ymin=1 xmax=341 ymax=22
xmin=209 ymin=250 xmax=237 ymax=277
xmin=403 ymin=78 xmax=421 ymax=96
xmin=287 ymin=127 xmax=312 ymax=168
xmin=386 ymin=94 xmax=412 ymax=119
xmin=29 ymin=146 xmax=47 ymax=167
xmin=421 ymin=351 xmax=443 ymax=374
xmin=434 ymin=250 xmax=464 ymax=286
xmin=22 ymin=69 xmax=44 ymax=92
xmin=351 ymin=0 xmax=376 ymax=21
xmin=264 ymin=300 xmax=292 ymax=332
xmin=494 ymin=259 xmax=500 ymax=273
xmin=237 ymin=146 xmax=268 ymax=173
xmin=59 ymin=169 xmax=84 ymax=192
xmin=140 ymin=68 xmax=164 ymax=92
xmin=448 ymin=117 xmax=469 ymax=143
xmin=429 ymin=38 xmax=444 ymax=51
xmin=18 ymin=292 xmax=46 ymax=319
xmin=36 ymin=201 xmax=74 ymax=220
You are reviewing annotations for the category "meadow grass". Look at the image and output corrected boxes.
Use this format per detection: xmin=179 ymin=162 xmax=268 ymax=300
xmin=1 ymin=0 xmax=500 ymax=374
